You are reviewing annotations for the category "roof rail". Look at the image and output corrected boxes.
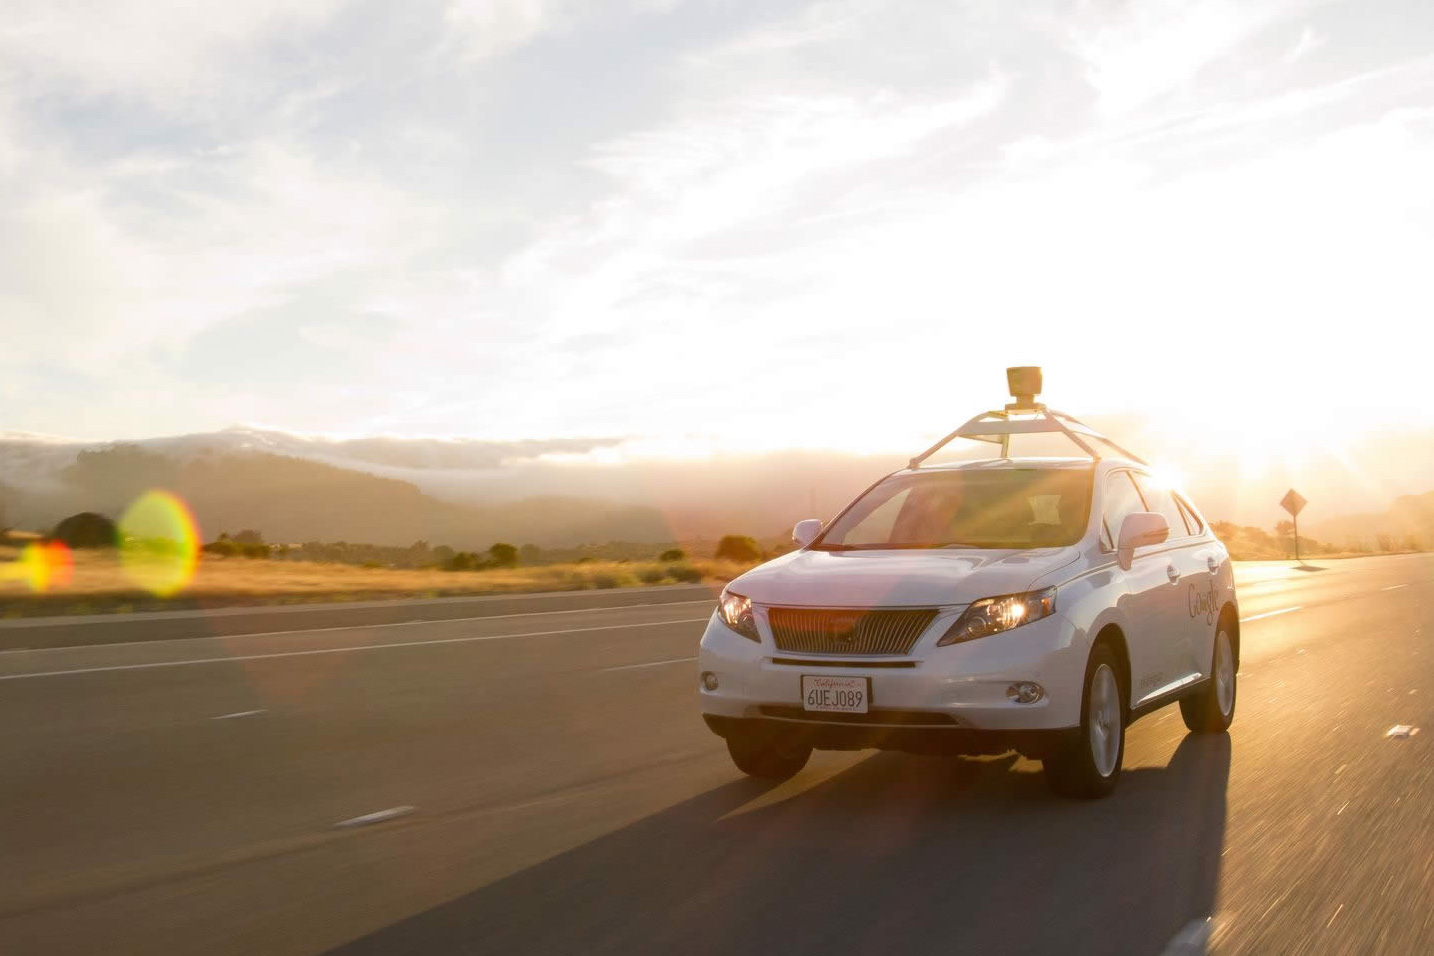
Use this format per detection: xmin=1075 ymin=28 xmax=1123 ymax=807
xmin=907 ymin=368 xmax=1148 ymax=469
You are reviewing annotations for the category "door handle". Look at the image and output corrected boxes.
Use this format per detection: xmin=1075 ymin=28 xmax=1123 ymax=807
xmin=1167 ymin=564 xmax=1180 ymax=583
xmin=1207 ymin=556 xmax=1219 ymax=573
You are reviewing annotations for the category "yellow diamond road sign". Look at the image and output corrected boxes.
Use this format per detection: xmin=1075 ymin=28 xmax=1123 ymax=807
xmin=1280 ymin=489 xmax=1307 ymax=517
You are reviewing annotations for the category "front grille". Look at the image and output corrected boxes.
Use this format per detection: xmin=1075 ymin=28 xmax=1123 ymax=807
xmin=766 ymin=607 xmax=938 ymax=656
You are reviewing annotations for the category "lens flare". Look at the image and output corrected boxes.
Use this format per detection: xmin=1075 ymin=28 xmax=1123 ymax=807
xmin=118 ymin=491 xmax=201 ymax=597
xmin=2 ymin=541 xmax=75 ymax=592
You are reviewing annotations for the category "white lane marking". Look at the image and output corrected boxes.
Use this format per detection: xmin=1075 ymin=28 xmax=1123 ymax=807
xmin=1157 ymin=917 xmax=1212 ymax=955
xmin=1386 ymin=725 xmax=1420 ymax=738
xmin=1382 ymin=584 xmax=1407 ymax=591
xmin=0 ymin=585 xmax=713 ymax=628
xmin=212 ymin=709 xmax=266 ymax=720
xmin=335 ymin=806 xmax=415 ymax=828
xmin=1240 ymin=606 xmax=1302 ymax=623
xmin=0 ymin=600 xmax=716 ymax=655
xmin=0 ymin=618 xmax=711 ymax=682
xmin=600 ymin=656 xmax=697 ymax=672
xmin=1326 ymin=903 xmax=1344 ymax=928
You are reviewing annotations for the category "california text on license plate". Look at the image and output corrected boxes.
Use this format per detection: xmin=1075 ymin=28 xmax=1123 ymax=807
xmin=801 ymin=675 xmax=869 ymax=714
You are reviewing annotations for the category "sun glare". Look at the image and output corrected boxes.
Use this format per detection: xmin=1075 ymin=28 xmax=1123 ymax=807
xmin=118 ymin=491 xmax=202 ymax=597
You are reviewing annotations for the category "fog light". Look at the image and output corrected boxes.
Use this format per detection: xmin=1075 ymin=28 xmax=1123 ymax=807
xmin=701 ymin=671 xmax=720 ymax=691
xmin=1006 ymin=682 xmax=1045 ymax=704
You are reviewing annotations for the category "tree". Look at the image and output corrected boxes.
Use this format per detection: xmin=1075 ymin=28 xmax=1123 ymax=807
xmin=489 ymin=542 xmax=519 ymax=568
xmin=233 ymin=529 xmax=265 ymax=545
xmin=715 ymin=535 xmax=762 ymax=562
xmin=51 ymin=512 xmax=118 ymax=548
xmin=659 ymin=548 xmax=686 ymax=562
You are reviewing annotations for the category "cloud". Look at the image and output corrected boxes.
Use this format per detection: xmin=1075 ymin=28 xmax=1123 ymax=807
xmin=443 ymin=0 xmax=551 ymax=61
xmin=0 ymin=0 xmax=348 ymax=107
xmin=1282 ymin=24 xmax=1326 ymax=64
xmin=1066 ymin=0 xmax=1300 ymax=115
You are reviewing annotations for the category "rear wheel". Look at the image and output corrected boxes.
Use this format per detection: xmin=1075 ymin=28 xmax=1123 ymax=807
xmin=1180 ymin=625 xmax=1237 ymax=733
xmin=1044 ymin=643 xmax=1125 ymax=799
xmin=726 ymin=731 xmax=811 ymax=780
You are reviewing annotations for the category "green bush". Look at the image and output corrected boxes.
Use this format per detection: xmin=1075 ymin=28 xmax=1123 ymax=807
xmin=593 ymin=573 xmax=622 ymax=589
xmin=665 ymin=563 xmax=702 ymax=583
xmin=638 ymin=566 xmax=666 ymax=585
xmin=489 ymin=542 xmax=519 ymax=568
xmin=51 ymin=512 xmax=117 ymax=548
xmin=659 ymin=548 xmax=686 ymax=561
xmin=715 ymin=535 xmax=762 ymax=562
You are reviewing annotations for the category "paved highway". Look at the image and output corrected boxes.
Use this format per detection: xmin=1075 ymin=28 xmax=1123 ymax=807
xmin=1 ymin=555 xmax=1430 ymax=955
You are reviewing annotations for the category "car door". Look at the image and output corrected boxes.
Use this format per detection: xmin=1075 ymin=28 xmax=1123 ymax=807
xmin=1130 ymin=473 xmax=1207 ymax=683
xmin=1101 ymin=469 xmax=1179 ymax=701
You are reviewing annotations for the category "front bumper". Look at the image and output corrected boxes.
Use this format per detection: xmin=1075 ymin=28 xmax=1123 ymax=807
xmin=697 ymin=605 xmax=1086 ymax=751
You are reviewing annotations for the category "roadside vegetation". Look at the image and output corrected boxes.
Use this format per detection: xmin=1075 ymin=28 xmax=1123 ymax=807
xmin=1 ymin=507 xmax=1424 ymax=618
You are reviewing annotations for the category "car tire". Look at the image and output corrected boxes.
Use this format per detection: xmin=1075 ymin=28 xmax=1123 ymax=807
xmin=1180 ymin=623 xmax=1237 ymax=734
xmin=725 ymin=731 xmax=812 ymax=780
xmin=1044 ymin=643 xmax=1125 ymax=799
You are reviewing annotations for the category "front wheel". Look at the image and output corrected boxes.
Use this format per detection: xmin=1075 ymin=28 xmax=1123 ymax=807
xmin=1044 ymin=643 xmax=1125 ymax=799
xmin=726 ymin=731 xmax=811 ymax=781
xmin=1180 ymin=625 xmax=1236 ymax=733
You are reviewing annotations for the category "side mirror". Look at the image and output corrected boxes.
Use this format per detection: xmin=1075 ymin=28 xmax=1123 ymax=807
xmin=1116 ymin=512 xmax=1169 ymax=571
xmin=792 ymin=518 xmax=823 ymax=549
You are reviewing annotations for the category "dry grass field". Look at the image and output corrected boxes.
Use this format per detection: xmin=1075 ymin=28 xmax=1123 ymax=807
xmin=0 ymin=545 xmax=746 ymax=617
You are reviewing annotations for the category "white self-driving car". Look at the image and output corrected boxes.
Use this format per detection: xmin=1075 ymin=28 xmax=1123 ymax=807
xmin=698 ymin=369 xmax=1238 ymax=798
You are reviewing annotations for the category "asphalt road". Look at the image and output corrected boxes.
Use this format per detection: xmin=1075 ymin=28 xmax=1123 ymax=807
xmin=1 ymin=555 xmax=1430 ymax=955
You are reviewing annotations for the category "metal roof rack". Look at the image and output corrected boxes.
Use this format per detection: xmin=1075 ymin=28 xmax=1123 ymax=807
xmin=907 ymin=367 xmax=1147 ymax=469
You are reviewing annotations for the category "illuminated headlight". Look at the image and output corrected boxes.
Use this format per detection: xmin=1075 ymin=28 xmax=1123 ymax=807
xmin=717 ymin=589 xmax=760 ymax=642
xmin=937 ymin=588 xmax=1057 ymax=646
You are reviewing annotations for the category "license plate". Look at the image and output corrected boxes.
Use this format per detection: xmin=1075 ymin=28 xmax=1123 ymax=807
xmin=801 ymin=675 xmax=870 ymax=714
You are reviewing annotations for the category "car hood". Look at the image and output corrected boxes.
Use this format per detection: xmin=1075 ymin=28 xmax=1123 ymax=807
xmin=730 ymin=547 xmax=1082 ymax=608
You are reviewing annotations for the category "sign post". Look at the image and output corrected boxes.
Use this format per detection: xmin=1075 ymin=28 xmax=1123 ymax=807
xmin=1280 ymin=489 xmax=1308 ymax=563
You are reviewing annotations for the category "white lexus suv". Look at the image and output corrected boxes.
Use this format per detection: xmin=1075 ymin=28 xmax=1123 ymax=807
xmin=697 ymin=369 xmax=1238 ymax=798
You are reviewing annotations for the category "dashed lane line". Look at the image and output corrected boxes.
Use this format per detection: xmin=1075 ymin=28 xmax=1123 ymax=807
xmin=1241 ymin=606 xmax=1302 ymax=623
xmin=600 ymin=657 xmax=697 ymax=672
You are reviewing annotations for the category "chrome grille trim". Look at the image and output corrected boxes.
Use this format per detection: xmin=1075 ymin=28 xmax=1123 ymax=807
xmin=765 ymin=608 xmax=939 ymax=656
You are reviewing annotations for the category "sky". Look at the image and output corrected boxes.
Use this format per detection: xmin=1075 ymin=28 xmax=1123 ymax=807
xmin=3 ymin=0 xmax=1433 ymax=471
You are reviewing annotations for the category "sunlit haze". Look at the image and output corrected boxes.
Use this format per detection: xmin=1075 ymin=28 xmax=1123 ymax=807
xmin=4 ymin=0 xmax=1433 ymax=473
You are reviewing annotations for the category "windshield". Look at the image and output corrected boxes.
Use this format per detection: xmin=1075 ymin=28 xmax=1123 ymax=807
xmin=814 ymin=467 xmax=1094 ymax=550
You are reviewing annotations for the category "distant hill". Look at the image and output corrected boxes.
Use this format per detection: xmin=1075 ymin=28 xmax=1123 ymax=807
xmin=5 ymin=424 xmax=1434 ymax=548
xmin=1310 ymin=491 xmax=1434 ymax=550
xmin=0 ymin=446 xmax=675 ymax=548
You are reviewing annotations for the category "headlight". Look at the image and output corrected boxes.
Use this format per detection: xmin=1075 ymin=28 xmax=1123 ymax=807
xmin=717 ymin=588 xmax=760 ymax=642
xmin=936 ymin=588 xmax=1056 ymax=646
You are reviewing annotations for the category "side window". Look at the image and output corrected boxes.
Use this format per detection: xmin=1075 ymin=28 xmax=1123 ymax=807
xmin=1101 ymin=472 xmax=1147 ymax=550
xmin=1130 ymin=475 xmax=1190 ymax=540
xmin=1174 ymin=494 xmax=1205 ymax=535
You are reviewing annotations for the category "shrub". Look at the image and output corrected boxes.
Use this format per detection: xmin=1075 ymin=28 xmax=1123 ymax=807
xmin=638 ymin=566 xmax=666 ymax=585
xmin=242 ymin=542 xmax=271 ymax=559
xmin=51 ymin=512 xmax=118 ymax=548
xmin=489 ymin=542 xmax=519 ymax=568
xmin=665 ymin=563 xmax=702 ymax=583
xmin=715 ymin=535 xmax=762 ymax=562
xmin=659 ymin=548 xmax=686 ymax=561
xmin=203 ymin=539 xmax=239 ymax=557
xmin=593 ymin=573 xmax=621 ymax=589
